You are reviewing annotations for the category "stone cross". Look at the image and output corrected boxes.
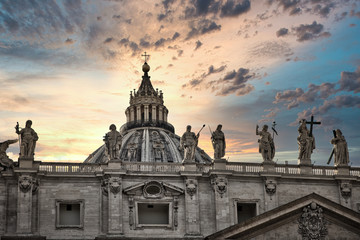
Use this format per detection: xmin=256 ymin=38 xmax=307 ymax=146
xmin=141 ymin=52 xmax=150 ymax=62
xmin=306 ymin=115 xmax=321 ymax=137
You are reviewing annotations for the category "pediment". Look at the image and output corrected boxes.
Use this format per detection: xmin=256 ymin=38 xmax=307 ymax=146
xmin=123 ymin=180 xmax=184 ymax=198
xmin=206 ymin=193 xmax=360 ymax=240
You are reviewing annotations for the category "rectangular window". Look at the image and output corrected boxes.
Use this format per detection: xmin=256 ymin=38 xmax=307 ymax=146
xmin=137 ymin=202 xmax=171 ymax=226
xmin=237 ymin=202 xmax=257 ymax=223
xmin=56 ymin=200 xmax=84 ymax=228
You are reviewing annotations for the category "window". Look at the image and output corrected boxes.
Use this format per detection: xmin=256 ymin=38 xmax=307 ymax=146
xmin=136 ymin=202 xmax=172 ymax=227
xmin=56 ymin=200 xmax=84 ymax=228
xmin=234 ymin=199 xmax=259 ymax=224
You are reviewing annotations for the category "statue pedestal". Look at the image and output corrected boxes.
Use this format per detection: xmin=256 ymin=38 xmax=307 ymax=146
xmin=336 ymin=165 xmax=350 ymax=175
xmin=18 ymin=157 xmax=34 ymax=168
xmin=107 ymin=159 xmax=122 ymax=170
xmin=262 ymin=161 xmax=276 ymax=172
xmin=298 ymin=159 xmax=313 ymax=175
xmin=213 ymin=158 xmax=227 ymax=170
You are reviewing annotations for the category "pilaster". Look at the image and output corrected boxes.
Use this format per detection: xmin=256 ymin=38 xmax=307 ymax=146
xmin=184 ymin=177 xmax=202 ymax=237
xmin=211 ymin=175 xmax=230 ymax=232
xmin=152 ymin=106 xmax=157 ymax=121
xmin=144 ymin=104 xmax=149 ymax=121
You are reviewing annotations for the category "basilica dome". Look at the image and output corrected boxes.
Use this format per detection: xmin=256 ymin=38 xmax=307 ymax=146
xmin=84 ymin=61 xmax=212 ymax=164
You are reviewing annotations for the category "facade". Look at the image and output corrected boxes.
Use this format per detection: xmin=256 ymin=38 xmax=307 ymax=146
xmin=0 ymin=62 xmax=360 ymax=240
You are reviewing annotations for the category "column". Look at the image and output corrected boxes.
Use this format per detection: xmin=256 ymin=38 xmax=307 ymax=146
xmin=136 ymin=106 xmax=141 ymax=122
xmin=159 ymin=106 xmax=163 ymax=121
xmin=152 ymin=105 xmax=157 ymax=121
xmin=184 ymin=177 xmax=201 ymax=236
xmin=164 ymin=109 xmax=168 ymax=122
xmin=125 ymin=109 xmax=129 ymax=122
xmin=144 ymin=104 xmax=149 ymax=122
xmin=130 ymin=107 xmax=135 ymax=122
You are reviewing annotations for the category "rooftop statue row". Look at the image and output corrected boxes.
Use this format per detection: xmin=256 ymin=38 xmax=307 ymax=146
xmin=255 ymin=115 xmax=349 ymax=167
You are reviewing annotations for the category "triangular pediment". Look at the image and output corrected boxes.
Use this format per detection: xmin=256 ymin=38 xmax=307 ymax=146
xmin=206 ymin=193 xmax=360 ymax=240
xmin=123 ymin=180 xmax=184 ymax=197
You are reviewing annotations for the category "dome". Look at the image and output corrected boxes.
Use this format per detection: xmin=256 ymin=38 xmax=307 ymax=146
xmin=84 ymin=127 xmax=212 ymax=164
xmin=84 ymin=55 xmax=212 ymax=164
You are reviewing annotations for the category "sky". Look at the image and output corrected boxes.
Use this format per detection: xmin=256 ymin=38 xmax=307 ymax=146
xmin=0 ymin=0 xmax=359 ymax=166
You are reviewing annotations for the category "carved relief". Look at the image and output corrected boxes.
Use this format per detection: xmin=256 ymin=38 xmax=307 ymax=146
xmin=102 ymin=177 xmax=122 ymax=197
xmin=109 ymin=177 xmax=122 ymax=196
xmin=129 ymin=196 xmax=134 ymax=229
xmin=340 ymin=182 xmax=352 ymax=203
xmin=174 ymin=196 xmax=178 ymax=228
xmin=185 ymin=179 xmax=197 ymax=199
xmin=265 ymin=180 xmax=276 ymax=200
xmin=18 ymin=175 xmax=38 ymax=194
xmin=211 ymin=176 xmax=228 ymax=198
xmin=298 ymin=202 xmax=327 ymax=240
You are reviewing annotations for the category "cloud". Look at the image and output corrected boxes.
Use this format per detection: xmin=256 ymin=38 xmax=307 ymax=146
xmin=276 ymin=28 xmax=289 ymax=37
xmin=214 ymin=68 xmax=256 ymax=96
xmin=292 ymin=21 xmax=331 ymax=42
xmin=220 ymin=0 xmax=251 ymax=17
xmin=195 ymin=40 xmax=203 ymax=50
xmin=182 ymin=64 xmax=227 ymax=88
xmin=65 ymin=38 xmax=75 ymax=45
xmin=186 ymin=19 xmax=221 ymax=39
xmin=104 ymin=37 xmax=114 ymax=44
xmin=184 ymin=0 xmax=222 ymax=19
xmin=338 ymin=67 xmax=360 ymax=93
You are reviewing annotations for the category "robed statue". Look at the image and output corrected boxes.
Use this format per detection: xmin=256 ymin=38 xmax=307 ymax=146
xmin=297 ymin=119 xmax=315 ymax=161
xmin=180 ymin=125 xmax=199 ymax=163
xmin=0 ymin=139 xmax=18 ymax=171
xmin=256 ymin=124 xmax=275 ymax=162
xmin=211 ymin=124 xmax=226 ymax=160
xmin=104 ymin=124 xmax=122 ymax=160
xmin=15 ymin=120 xmax=38 ymax=158
xmin=330 ymin=129 xmax=349 ymax=166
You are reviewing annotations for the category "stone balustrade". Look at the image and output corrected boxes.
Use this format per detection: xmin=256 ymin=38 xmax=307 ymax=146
xmin=36 ymin=161 xmax=360 ymax=177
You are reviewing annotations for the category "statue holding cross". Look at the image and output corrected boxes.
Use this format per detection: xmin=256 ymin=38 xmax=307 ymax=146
xmin=297 ymin=116 xmax=321 ymax=164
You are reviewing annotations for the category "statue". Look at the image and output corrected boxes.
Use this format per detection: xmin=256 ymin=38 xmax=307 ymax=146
xmin=180 ymin=125 xmax=199 ymax=163
xmin=256 ymin=124 xmax=275 ymax=162
xmin=0 ymin=139 xmax=18 ymax=171
xmin=15 ymin=120 xmax=38 ymax=158
xmin=329 ymin=129 xmax=349 ymax=166
xmin=211 ymin=124 xmax=226 ymax=160
xmin=297 ymin=119 xmax=315 ymax=162
xmin=104 ymin=124 xmax=122 ymax=160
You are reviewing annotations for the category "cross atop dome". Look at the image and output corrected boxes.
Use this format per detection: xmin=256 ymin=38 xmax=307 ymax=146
xmin=141 ymin=51 xmax=150 ymax=63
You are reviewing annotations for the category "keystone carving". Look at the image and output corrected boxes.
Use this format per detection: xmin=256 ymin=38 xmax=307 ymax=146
xmin=265 ymin=180 xmax=276 ymax=200
xmin=211 ymin=176 xmax=227 ymax=198
xmin=101 ymin=177 xmax=122 ymax=197
xmin=185 ymin=179 xmax=197 ymax=199
xmin=298 ymin=202 xmax=327 ymax=240
xmin=18 ymin=175 xmax=39 ymax=194
xmin=340 ymin=182 xmax=351 ymax=203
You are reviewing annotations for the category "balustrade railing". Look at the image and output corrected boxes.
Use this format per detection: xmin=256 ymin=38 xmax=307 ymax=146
xmin=37 ymin=161 xmax=360 ymax=177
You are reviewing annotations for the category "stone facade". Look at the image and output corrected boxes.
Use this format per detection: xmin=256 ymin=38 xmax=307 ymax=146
xmin=0 ymin=160 xmax=360 ymax=239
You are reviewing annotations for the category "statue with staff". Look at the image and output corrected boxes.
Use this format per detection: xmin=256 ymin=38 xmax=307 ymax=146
xmin=327 ymin=129 xmax=349 ymax=166
xmin=180 ymin=124 xmax=205 ymax=163
xmin=209 ymin=124 xmax=226 ymax=160
xmin=15 ymin=120 xmax=38 ymax=158
xmin=256 ymin=124 xmax=275 ymax=162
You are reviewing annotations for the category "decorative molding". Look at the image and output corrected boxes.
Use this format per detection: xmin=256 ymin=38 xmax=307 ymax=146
xmin=211 ymin=176 xmax=228 ymax=198
xmin=185 ymin=179 xmax=197 ymax=199
xmin=265 ymin=180 xmax=276 ymax=200
xmin=298 ymin=202 xmax=327 ymax=239
xmin=129 ymin=196 xmax=134 ymax=229
xmin=143 ymin=181 xmax=165 ymax=199
xmin=101 ymin=179 xmax=109 ymax=196
xmin=18 ymin=175 xmax=38 ymax=194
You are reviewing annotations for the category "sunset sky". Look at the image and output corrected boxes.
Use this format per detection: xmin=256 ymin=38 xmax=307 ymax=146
xmin=0 ymin=0 xmax=359 ymax=165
